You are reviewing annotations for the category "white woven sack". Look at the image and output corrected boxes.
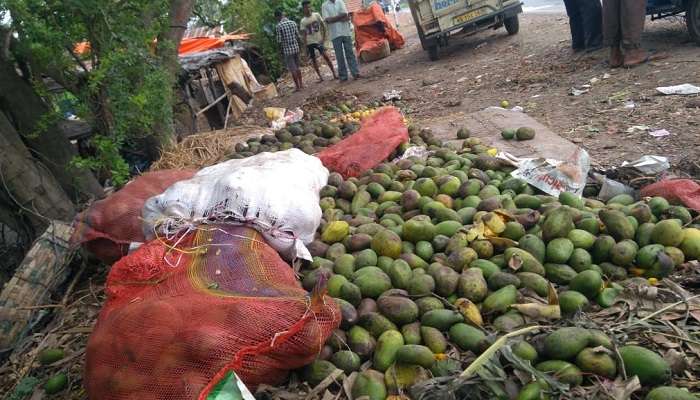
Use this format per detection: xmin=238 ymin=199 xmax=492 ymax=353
xmin=142 ymin=149 xmax=329 ymax=260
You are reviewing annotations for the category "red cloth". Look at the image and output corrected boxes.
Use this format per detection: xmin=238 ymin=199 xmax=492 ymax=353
xmin=317 ymin=106 xmax=409 ymax=178
xmin=352 ymin=3 xmax=405 ymax=57
xmin=641 ymin=179 xmax=700 ymax=210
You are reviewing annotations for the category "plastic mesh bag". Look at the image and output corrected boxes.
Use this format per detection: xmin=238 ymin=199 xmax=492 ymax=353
xmin=142 ymin=149 xmax=329 ymax=261
xmin=85 ymin=225 xmax=340 ymax=400
xmin=71 ymin=169 xmax=197 ymax=264
xmin=641 ymin=179 xmax=700 ymax=210
xmin=317 ymin=106 xmax=408 ymax=178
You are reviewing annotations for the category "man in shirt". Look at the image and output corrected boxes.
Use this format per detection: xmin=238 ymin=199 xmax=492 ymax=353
xmin=322 ymin=0 xmax=360 ymax=81
xmin=301 ymin=0 xmax=338 ymax=82
xmin=275 ymin=10 xmax=303 ymax=91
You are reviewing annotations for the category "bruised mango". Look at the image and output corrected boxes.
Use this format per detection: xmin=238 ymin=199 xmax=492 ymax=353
xmin=377 ymin=295 xmax=420 ymax=326
xmin=681 ymin=228 xmax=700 ymax=260
xmin=401 ymin=322 xmax=422 ymax=345
xmin=651 ymin=219 xmax=684 ymax=247
xmin=449 ymin=323 xmax=488 ymax=353
xmin=600 ymin=209 xmax=635 ymax=241
xmin=558 ymin=290 xmax=589 ymax=315
xmin=542 ymin=207 xmax=575 ymax=241
xmin=536 ymin=360 xmax=583 ymax=386
xmin=619 ymin=345 xmax=671 ymax=385
xmin=395 ymin=345 xmax=436 ymax=368
xmin=546 ymin=238 xmax=574 ymax=264
xmin=543 ymin=327 xmax=591 ymax=360
xmin=373 ymin=330 xmax=405 ymax=372
xmin=352 ymin=370 xmax=387 ymax=400
xmin=420 ymin=326 xmax=448 ymax=354
xmin=483 ymin=285 xmax=518 ymax=314
xmin=575 ymin=348 xmax=616 ymax=378
xmin=371 ymin=229 xmax=403 ymax=258
xmin=519 ymin=234 xmax=546 ymax=263
xmin=458 ymin=267 xmax=489 ymax=302
xmin=360 ymin=312 xmax=399 ymax=338
xmin=420 ymin=309 xmax=464 ymax=330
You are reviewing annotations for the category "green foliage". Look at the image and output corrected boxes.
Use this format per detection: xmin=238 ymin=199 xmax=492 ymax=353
xmin=2 ymin=0 xmax=176 ymax=186
xmin=70 ymin=135 xmax=130 ymax=186
xmin=222 ymin=0 xmax=323 ymax=78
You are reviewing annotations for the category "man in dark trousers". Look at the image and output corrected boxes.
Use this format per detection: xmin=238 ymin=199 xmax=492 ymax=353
xmin=563 ymin=0 xmax=603 ymax=52
xmin=275 ymin=10 xmax=303 ymax=91
xmin=602 ymin=0 xmax=648 ymax=67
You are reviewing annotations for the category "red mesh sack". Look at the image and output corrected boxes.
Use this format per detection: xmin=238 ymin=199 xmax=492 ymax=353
xmin=84 ymin=225 xmax=340 ymax=399
xmin=641 ymin=179 xmax=700 ymax=211
xmin=71 ymin=169 xmax=196 ymax=264
xmin=317 ymin=106 xmax=408 ymax=178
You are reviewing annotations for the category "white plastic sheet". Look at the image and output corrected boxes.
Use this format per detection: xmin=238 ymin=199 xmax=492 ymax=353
xmin=656 ymin=84 xmax=700 ymax=95
xmin=499 ymin=148 xmax=590 ymax=197
xmin=142 ymin=149 xmax=329 ymax=261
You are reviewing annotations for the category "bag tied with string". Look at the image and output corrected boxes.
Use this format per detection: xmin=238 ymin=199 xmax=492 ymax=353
xmin=85 ymin=224 xmax=341 ymax=399
xmin=142 ymin=149 xmax=329 ymax=261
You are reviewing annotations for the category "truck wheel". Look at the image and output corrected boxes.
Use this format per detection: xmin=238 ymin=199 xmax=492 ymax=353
xmin=688 ymin=0 xmax=700 ymax=45
xmin=504 ymin=15 xmax=520 ymax=35
xmin=428 ymin=45 xmax=439 ymax=61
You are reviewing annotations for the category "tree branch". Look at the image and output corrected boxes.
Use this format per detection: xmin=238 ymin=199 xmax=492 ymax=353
xmin=0 ymin=26 xmax=11 ymax=61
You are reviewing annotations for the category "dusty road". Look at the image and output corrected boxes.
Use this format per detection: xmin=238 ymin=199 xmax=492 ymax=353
xmin=263 ymin=11 xmax=700 ymax=176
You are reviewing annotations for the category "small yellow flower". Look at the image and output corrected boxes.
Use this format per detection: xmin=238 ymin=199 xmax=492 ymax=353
xmin=648 ymin=277 xmax=659 ymax=286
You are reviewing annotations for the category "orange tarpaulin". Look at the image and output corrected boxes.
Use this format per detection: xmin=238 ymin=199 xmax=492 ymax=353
xmin=178 ymin=34 xmax=251 ymax=55
xmin=352 ymin=2 xmax=405 ymax=57
xmin=73 ymin=33 xmax=251 ymax=57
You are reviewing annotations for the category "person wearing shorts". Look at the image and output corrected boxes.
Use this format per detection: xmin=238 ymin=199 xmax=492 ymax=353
xmin=301 ymin=1 xmax=338 ymax=82
xmin=275 ymin=10 xmax=303 ymax=91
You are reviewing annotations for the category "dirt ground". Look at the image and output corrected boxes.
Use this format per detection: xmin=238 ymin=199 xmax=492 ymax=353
xmin=270 ymin=11 xmax=700 ymax=175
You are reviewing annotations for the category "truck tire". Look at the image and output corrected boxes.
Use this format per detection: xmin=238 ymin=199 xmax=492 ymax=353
xmin=688 ymin=0 xmax=700 ymax=45
xmin=428 ymin=45 xmax=439 ymax=61
xmin=504 ymin=15 xmax=520 ymax=35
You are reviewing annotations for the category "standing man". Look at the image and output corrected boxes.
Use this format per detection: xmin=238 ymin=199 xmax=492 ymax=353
xmin=322 ymin=0 xmax=361 ymax=81
xmin=563 ymin=0 xmax=603 ymax=53
xmin=300 ymin=0 xmax=338 ymax=82
xmin=602 ymin=0 xmax=649 ymax=67
xmin=275 ymin=10 xmax=303 ymax=91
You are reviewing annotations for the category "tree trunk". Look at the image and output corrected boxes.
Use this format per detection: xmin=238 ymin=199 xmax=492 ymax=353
xmin=0 ymin=58 xmax=103 ymax=202
xmin=0 ymin=111 xmax=76 ymax=233
xmin=143 ymin=0 xmax=195 ymax=157
xmin=161 ymin=0 xmax=196 ymax=77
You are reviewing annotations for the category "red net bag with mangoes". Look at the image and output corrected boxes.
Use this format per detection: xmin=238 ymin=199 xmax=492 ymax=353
xmin=84 ymin=225 xmax=340 ymax=399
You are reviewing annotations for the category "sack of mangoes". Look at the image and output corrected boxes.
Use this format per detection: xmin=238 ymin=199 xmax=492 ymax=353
xmin=298 ymin=125 xmax=699 ymax=399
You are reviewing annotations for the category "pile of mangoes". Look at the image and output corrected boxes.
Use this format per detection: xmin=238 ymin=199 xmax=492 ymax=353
xmin=297 ymin=126 xmax=700 ymax=400
xmin=228 ymin=119 xmax=360 ymax=159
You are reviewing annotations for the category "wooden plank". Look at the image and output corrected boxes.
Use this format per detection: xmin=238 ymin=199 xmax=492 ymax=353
xmin=0 ymin=221 xmax=74 ymax=349
xmin=204 ymin=68 xmax=228 ymax=125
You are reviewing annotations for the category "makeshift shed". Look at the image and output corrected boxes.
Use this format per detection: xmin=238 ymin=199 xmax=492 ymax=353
xmin=176 ymin=37 xmax=278 ymax=135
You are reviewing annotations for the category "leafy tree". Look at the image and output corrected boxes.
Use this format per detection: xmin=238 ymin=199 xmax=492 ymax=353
xmin=0 ymin=0 xmax=193 ymax=186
